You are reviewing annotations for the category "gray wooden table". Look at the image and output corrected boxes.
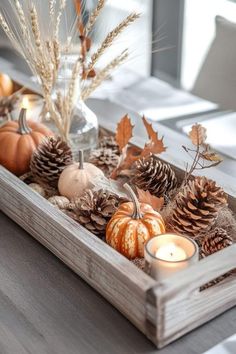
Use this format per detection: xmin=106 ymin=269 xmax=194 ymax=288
xmin=0 ymin=211 xmax=236 ymax=354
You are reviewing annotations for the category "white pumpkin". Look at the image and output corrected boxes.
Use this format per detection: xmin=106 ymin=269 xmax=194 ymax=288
xmin=58 ymin=150 xmax=104 ymax=200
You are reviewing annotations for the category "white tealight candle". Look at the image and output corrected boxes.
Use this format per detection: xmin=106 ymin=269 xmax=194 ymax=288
xmin=145 ymin=234 xmax=198 ymax=281
xmin=155 ymin=243 xmax=187 ymax=262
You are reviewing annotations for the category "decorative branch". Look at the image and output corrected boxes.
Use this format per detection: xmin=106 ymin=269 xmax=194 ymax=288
xmin=183 ymin=123 xmax=222 ymax=184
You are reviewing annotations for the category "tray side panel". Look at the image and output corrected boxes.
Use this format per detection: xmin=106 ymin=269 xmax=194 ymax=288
xmin=0 ymin=167 xmax=156 ymax=335
xmin=147 ymin=246 xmax=236 ymax=348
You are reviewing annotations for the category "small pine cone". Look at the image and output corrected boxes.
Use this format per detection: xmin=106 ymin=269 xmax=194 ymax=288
xmin=75 ymin=189 xmax=121 ymax=238
xmin=30 ymin=136 xmax=73 ymax=188
xmin=131 ymin=154 xmax=177 ymax=198
xmin=201 ymin=228 xmax=233 ymax=257
xmin=170 ymin=176 xmax=228 ymax=238
xmin=99 ymin=136 xmax=120 ymax=154
xmin=89 ymin=148 xmax=119 ymax=176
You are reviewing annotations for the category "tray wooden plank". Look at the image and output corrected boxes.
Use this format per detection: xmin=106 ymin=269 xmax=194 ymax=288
xmin=0 ymin=166 xmax=156 ymax=335
xmin=146 ymin=245 xmax=236 ymax=348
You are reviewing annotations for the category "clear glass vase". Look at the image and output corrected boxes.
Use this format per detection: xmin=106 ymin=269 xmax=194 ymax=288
xmin=49 ymin=56 xmax=98 ymax=159
xmin=69 ymin=98 xmax=98 ymax=160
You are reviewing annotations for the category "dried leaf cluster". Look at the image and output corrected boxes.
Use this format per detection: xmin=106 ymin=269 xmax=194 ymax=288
xmin=0 ymin=0 xmax=139 ymax=141
xmin=111 ymin=115 xmax=166 ymax=179
xmin=183 ymin=123 xmax=222 ymax=184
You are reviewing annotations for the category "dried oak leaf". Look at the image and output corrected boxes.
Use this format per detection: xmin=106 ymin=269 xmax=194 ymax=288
xmin=201 ymin=151 xmax=222 ymax=162
xmin=137 ymin=187 xmax=164 ymax=212
xmin=141 ymin=116 xmax=166 ymax=157
xmin=115 ymin=114 xmax=134 ymax=152
xmin=189 ymin=123 xmax=207 ymax=146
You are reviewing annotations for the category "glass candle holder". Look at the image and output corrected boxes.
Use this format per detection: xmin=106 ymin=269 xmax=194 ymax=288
xmin=144 ymin=234 xmax=199 ymax=281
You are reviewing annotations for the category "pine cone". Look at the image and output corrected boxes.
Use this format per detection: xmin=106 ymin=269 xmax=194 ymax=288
xmin=131 ymin=154 xmax=177 ymax=197
xmin=201 ymin=228 xmax=233 ymax=257
xmin=75 ymin=189 xmax=121 ymax=238
xmin=89 ymin=148 xmax=119 ymax=176
xmin=170 ymin=176 xmax=228 ymax=238
xmin=30 ymin=136 xmax=73 ymax=188
xmin=99 ymin=136 xmax=119 ymax=154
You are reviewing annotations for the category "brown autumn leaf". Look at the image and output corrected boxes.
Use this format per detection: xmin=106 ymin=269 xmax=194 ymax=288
xmin=189 ymin=123 xmax=207 ymax=146
xmin=137 ymin=188 xmax=164 ymax=212
xmin=201 ymin=151 xmax=222 ymax=162
xmin=141 ymin=116 xmax=166 ymax=157
xmin=115 ymin=114 xmax=134 ymax=152
xmin=110 ymin=145 xmax=140 ymax=179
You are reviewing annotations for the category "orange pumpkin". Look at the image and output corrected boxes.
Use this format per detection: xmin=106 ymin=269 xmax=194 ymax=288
xmin=0 ymin=108 xmax=53 ymax=176
xmin=0 ymin=73 xmax=14 ymax=96
xmin=106 ymin=184 xmax=165 ymax=259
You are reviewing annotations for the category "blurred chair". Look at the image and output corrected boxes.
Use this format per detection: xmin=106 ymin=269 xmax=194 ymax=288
xmin=192 ymin=16 xmax=236 ymax=110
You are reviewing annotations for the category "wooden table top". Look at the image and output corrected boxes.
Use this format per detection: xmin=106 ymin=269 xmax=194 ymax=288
xmin=0 ymin=211 xmax=236 ymax=354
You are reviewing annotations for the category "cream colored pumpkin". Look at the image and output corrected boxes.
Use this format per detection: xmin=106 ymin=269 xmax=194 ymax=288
xmin=58 ymin=150 xmax=104 ymax=200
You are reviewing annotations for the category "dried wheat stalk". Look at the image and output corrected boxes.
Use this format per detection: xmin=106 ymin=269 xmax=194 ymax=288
xmin=0 ymin=1 xmax=139 ymax=143
xmin=86 ymin=0 xmax=106 ymax=34
xmin=87 ymin=12 xmax=140 ymax=73
xmin=82 ymin=49 xmax=129 ymax=100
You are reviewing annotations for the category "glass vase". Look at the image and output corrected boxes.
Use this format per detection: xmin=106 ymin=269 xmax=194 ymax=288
xmin=49 ymin=56 xmax=98 ymax=159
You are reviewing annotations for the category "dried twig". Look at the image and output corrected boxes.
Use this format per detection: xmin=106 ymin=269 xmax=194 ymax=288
xmin=183 ymin=123 xmax=222 ymax=184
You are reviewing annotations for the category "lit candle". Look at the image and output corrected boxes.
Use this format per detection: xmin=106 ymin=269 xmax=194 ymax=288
xmin=145 ymin=234 xmax=198 ymax=281
xmin=12 ymin=94 xmax=44 ymax=122
xmin=155 ymin=242 xmax=187 ymax=262
xmin=21 ymin=96 xmax=30 ymax=110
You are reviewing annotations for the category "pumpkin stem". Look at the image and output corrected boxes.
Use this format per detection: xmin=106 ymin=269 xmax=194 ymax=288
xmin=78 ymin=150 xmax=84 ymax=169
xmin=18 ymin=108 xmax=32 ymax=135
xmin=124 ymin=183 xmax=142 ymax=219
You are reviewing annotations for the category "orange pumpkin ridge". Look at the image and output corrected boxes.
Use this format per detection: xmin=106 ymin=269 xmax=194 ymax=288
xmin=0 ymin=108 xmax=53 ymax=176
xmin=106 ymin=184 xmax=166 ymax=259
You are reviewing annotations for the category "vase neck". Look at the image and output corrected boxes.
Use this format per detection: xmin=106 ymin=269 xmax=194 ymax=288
xmin=56 ymin=55 xmax=82 ymax=101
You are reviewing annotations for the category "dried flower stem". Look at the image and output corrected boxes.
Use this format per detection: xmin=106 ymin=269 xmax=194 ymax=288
xmin=87 ymin=12 xmax=140 ymax=73
xmin=82 ymin=49 xmax=129 ymax=100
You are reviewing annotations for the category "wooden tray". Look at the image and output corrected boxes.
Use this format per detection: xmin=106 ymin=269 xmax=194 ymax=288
xmin=1 ymin=163 xmax=236 ymax=349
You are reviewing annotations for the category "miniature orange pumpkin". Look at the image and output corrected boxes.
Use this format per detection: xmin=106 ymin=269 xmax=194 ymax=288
xmin=0 ymin=108 xmax=53 ymax=176
xmin=106 ymin=184 xmax=165 ymax=259
xmin=0 ymin=73 xmax=14 ymax=96
xmin=58 ymin=150 xmax=104 ymax=200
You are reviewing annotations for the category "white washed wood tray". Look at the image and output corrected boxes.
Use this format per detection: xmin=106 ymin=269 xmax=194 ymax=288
xmin=1 ymin=149 xmax=236 ymax=348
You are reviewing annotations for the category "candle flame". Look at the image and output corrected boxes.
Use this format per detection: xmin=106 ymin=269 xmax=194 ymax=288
xmin=22 ymin=96 xmax=30 ymax=110
xmin=155 ymin=242 xmax=187 ymax=262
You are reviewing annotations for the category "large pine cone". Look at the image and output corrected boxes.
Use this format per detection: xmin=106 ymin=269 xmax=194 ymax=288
xmin=201 ymin=228 xmax=233 ymax=257
xmin=89 ymin=148 xmax=119 ymax=177
xmin=30 ymin=136 xmax=73 ymax=188
xmin=132 ymin=154 xmax=177 ymax=197
xmin=75 ymin=189 xmax=121 ymax=238
xmin=169 ymin=176 xmax=228 ymax=238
